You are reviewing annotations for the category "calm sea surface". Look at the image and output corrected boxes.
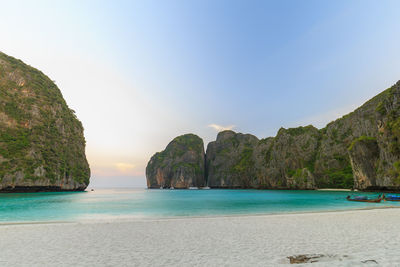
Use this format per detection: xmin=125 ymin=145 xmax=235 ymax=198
xmin=0 ymin=189 xmax=397 ymax=222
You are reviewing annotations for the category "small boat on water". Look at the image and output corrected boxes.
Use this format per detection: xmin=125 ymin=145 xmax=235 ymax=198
xmin=346 ymin=194 xmax=383 ymax=203
xmin=383 ymin=194 xmax=400 ymax=201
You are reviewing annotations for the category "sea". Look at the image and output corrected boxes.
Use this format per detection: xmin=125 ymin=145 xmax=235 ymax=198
xmin=0 ymin=188 xmax=397 ymax=223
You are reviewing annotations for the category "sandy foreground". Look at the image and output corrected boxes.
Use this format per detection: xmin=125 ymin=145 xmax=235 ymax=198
xmin=0 ymin=209 xmax=400 ymax=266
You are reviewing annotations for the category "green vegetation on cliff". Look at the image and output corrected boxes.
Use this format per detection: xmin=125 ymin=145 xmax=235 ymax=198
xmin=148 ymin=81 xmax=400 ymax=191
xmin=348 ymin=136 xmax=377 ymax=151
xmin=232 ymin=147 xmax=254 ymax=173
xmin=0 ymin=52 xmax=90 ymax=189
xmin=321 ymin=165 xmax=353 ymax=189
xmin=146 ymin=134 xmax=205 ymax=188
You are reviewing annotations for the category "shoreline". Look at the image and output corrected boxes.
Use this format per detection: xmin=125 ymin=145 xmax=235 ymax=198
xmin=316 ymin=188 xmax=352 ymax=191
xmin=2 ymin=205 xmax=400 ymax=226
xmin=1 ymin=207 xmax=400 ymax=265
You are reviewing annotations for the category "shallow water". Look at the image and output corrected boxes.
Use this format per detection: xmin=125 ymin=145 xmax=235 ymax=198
xmin=0 ymin=188 xmax=396 ymax=222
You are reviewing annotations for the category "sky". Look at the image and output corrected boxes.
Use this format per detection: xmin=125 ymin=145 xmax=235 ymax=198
xmin=1 ymin=0 xmax=400 ymax=188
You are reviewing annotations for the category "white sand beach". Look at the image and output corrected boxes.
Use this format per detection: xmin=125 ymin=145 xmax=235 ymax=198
xmin=0 ymin=208 xmax=399 ymax=266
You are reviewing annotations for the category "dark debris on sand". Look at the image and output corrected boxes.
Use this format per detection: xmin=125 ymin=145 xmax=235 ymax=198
xmin=288 ymin=254 xmax=378 ymax=265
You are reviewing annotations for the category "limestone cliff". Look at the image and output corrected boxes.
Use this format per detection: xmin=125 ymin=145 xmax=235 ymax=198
xmin=206 ymin=131 xmax=259 ymax=188
xmin=0 ymin=52 xmax=90 ymax=192
xmin=147 ymin=80 xmax=400 ymax=191
xmin=348 ymin=137 xmax=379 ymax=189
xmin=206 ymin=127 xmax=318 ymax=189
xmin=146 ymin=134 xmax=205 ymax=188
xmin=254 ymin=126 xmax=319 ymax=189
xmin=346 ymin=82 xmax=400 ymax=190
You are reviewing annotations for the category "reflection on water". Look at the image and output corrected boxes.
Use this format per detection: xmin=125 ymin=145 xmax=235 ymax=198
xmin=0 ymin=188 xmax=396 ymax=222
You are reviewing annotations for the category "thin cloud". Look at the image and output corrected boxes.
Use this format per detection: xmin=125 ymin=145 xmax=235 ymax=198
xmin=115 ymin=162 xmax=136 ymax=173
xmin=208 ymin=124 xmax=236 ymax=132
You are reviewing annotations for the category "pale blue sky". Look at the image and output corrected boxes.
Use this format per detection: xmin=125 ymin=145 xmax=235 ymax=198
xmin=1 ymin=0 xmax=400 ymax=187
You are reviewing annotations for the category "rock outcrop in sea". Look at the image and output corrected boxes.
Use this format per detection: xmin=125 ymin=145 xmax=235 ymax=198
xmin=146 ymin=134 xmax=205 ymax=188
xmin=0 ymin=52 xmax=90 ymax=192
xmin=147 ymin=81 xmax=400 ymax=191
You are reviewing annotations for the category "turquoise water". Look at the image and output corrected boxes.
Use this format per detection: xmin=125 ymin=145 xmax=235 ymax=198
xmin=0 ymin=189 xmax=397 ymax=222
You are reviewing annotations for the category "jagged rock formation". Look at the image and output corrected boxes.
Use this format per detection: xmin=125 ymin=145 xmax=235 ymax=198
xmin=346 ymin=83 xmax=400 ymax=190
xmin=206 ymin=127 xmax=318 ymax=189
xmin=146 ymin=134 xmax=205 ymax=188
xmin=147 ymin=81 xmax=400 ymax=191
xmin=0 ymin=52 xmax=90 ymax=192
xmin=206 ymin=131 xmax=259 ymax=188
xmin=205 ymin=128 xmax=316 ymax=189
xmin=255 ymin=126 xmax=319 ymax=189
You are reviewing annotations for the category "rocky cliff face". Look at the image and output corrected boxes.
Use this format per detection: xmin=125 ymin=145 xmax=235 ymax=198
xmin=206 ymin=131 xmax=259 ymax=188
xmin=253 ymin=126 xmax=319 ymax=189
xmin=147 ymin=81 xmax=400 ymax=191
xmin=146 ymin=134 xmax=205 ymax=188
xmin=348 ymin=137 xmax=379 ymax=189
xmin=346 ymin=82 xmax=400 ymax=190
xmin=0 ymin=52 xmax=90 ymax=192
xmin=206 ymin=127 xmax=318 ymax=189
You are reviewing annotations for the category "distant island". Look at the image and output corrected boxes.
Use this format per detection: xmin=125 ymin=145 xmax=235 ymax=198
xmin=147 ymin=81 xmax=400 ymax=191
xmin=0 ymin=52 xmax=90 ymax=192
